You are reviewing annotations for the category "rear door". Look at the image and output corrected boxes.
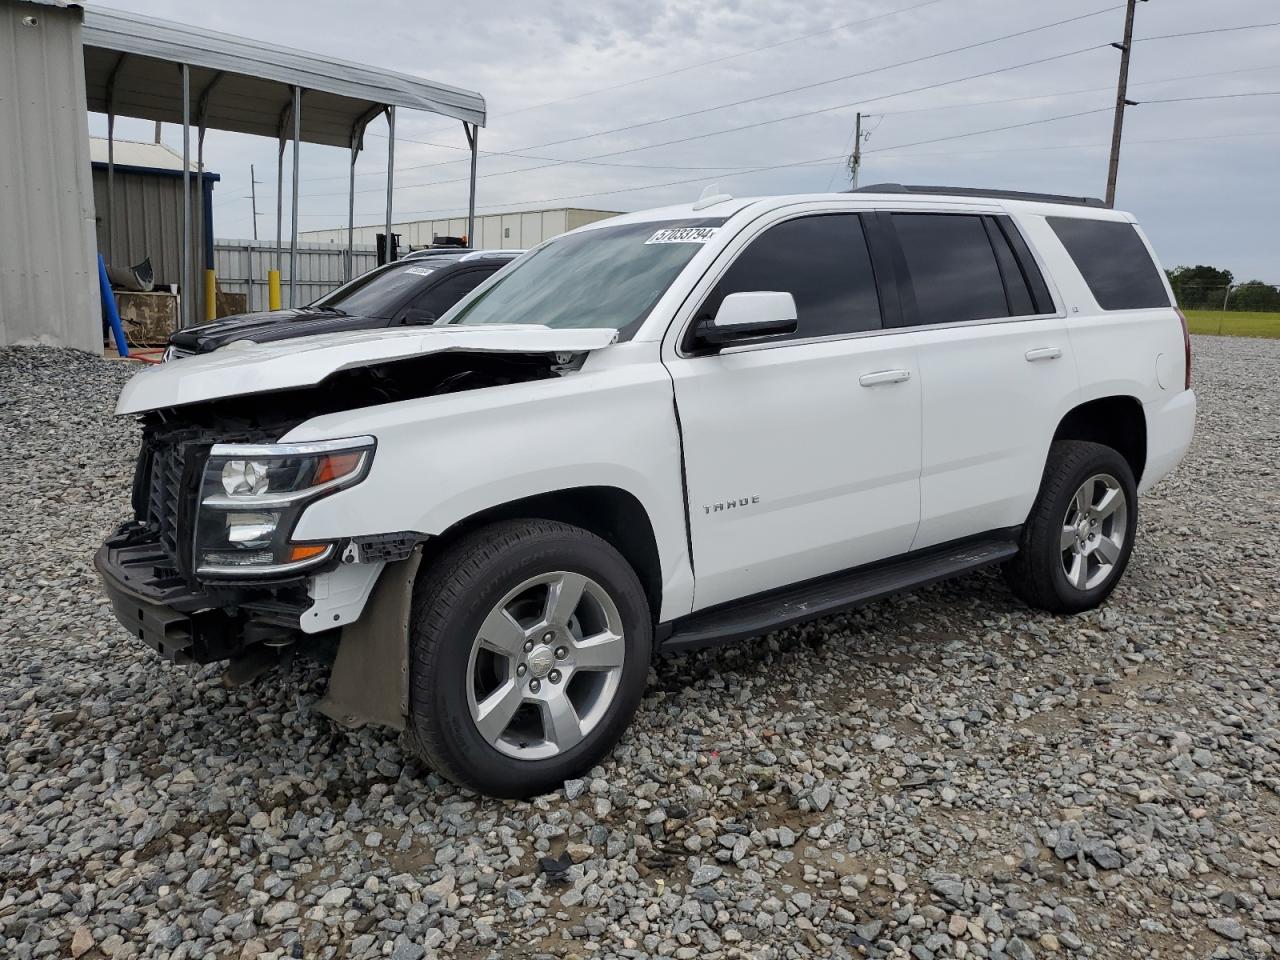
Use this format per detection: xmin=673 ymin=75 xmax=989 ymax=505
xmin=664 ymin=208 xmax=923 ymax=610
xmin=884 ymin=210 xmax=1080 ymax=549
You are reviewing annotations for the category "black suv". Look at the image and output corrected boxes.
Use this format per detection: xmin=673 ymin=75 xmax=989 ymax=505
xmin=165 ymin=251 xmax=521 ymax=358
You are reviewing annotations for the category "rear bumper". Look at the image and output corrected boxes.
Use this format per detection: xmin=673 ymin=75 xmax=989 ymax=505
xmin=1141 ymin=388 xmax=1196 ymax=493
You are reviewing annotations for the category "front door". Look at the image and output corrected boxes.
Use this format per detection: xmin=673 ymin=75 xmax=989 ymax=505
xmin=664 ymin=212 xmax=923 ymax=611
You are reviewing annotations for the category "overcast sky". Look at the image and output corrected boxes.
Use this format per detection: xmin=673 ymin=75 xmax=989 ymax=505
xmin=88 ymin=0 xmax=1280 ymax=280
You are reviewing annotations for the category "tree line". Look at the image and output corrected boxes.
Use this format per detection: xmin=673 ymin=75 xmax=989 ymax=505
xmin=1166 ymin=266 xmax=1280 ymax=312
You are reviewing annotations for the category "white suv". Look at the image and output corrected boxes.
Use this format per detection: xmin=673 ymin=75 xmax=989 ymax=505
xmin=97 ymin=184 xmax=1196 ymax=797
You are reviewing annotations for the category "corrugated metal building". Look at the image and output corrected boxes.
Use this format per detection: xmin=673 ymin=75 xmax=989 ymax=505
xmin=1 ymin=0 xmax=487 ymax=350
xmin=90 ymin=137 xmax=219 ymax=320
xmin=299 ymin=207 xmax=622 ymax=251
xmin=0 ymin=0 xmax=101 ymax=353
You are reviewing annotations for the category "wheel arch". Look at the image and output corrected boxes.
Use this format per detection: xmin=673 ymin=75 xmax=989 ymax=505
xmin=1051 ymin=395 xmax=1147 ymax=484
xmin=421 ymin=485 xmax=664 ymax=621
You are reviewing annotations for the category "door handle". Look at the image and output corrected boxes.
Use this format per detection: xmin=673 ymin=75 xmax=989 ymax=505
xmin=858 ymin=369 xmax=912 ymax=387
xmin=1025 ymin=346 xmax=1063 ymax=362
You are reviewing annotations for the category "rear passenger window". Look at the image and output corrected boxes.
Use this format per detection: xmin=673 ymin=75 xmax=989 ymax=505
xmin=892 ymin=213 xmax=1009 ymax=325
xmin=1048 ymin=217 xmax=1171 ymax=310
xmin=698 ymin=214 xmax=881 ymax=343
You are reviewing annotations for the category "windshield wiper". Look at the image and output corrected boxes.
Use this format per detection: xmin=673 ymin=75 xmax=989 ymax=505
xmin=310 ymin=304 xmax=348 ymax=315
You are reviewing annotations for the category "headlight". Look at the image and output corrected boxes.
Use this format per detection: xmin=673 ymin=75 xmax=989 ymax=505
xmin=195 ymin=436 xmax=374 ymax=577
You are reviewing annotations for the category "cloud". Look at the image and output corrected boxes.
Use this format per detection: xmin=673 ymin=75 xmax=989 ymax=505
xmin=89 ymin=0 xmax=1280 ymax=279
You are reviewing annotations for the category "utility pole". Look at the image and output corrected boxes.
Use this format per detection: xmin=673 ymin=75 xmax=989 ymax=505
xmin=248 ymin=163 xmax=260 ymax=242
xmin=848 ymin=112 xmax=863 ymax=189
xmin=1105 ymin=0 xmax=1144 ymax=207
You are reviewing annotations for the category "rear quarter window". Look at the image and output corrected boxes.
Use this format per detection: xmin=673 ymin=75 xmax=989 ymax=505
xmin=1047 ymin=217 xmax=1170 ymax=310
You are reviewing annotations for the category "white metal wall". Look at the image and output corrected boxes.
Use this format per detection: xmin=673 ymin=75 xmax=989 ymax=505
xmin=213 ymin=239 xmax=378 ymax=312
xmin=298 ymin=207 xmax=620 ymax=251
xmin=0 ymin=1 xmax=101 ymax=352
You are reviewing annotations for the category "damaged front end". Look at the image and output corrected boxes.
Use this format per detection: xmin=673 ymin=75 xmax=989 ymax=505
xmin=95 ymin=411 xmax=358 ymax=668
xmin=98 ymin=329 xmax=612 ymax=727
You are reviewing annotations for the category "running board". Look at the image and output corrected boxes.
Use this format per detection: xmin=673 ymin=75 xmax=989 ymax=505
xmin=661 ymin=537 xmax=1018 ymax=653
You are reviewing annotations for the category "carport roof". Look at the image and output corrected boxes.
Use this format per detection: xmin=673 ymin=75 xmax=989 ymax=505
xmin=78 ymin=5 xmax=486 ymax=146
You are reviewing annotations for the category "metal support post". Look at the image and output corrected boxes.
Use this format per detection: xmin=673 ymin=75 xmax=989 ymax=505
xmin=180 ymin=63 xmax=191 ymax=329
xmin=464 ymin=121 xmax=478 ymax=248
xmin=289 ymin=85 xmax=301 ymax=307
xmin=384 ymin=105 xmax=396 ymax=263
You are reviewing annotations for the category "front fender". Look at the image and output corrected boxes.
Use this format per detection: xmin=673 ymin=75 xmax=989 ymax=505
xmin=283 ymin=350 xmax=694 ymax=621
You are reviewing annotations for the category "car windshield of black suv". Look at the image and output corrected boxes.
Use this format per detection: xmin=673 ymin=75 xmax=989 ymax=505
xmin=309 ymin=258 xmax=458 ymax=317
xmin=443 ymin=219 xmax=726 ymax=338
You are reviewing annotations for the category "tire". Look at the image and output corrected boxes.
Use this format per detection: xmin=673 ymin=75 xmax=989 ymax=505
xmin=1004 ymin=440 xmax=1138 ymax=614
xmin=406 ymin=519 xmax=652 ymax=798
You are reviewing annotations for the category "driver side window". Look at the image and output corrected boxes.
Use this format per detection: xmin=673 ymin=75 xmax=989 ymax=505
xmin=689 ymin=213 xmax=882 ymax=349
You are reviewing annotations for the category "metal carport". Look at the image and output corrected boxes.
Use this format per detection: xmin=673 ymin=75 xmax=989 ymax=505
xmin=79 ymin=5 xmax=486 ymax=327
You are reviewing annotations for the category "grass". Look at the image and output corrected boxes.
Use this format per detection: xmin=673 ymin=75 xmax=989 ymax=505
xmin=1183 ymin=310 xmax=1280 ymax=339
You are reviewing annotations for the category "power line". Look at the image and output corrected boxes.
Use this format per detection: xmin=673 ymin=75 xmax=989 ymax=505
xmin=1135 ymin=91 xmax=1280 ymax=104
xmin=225 ymin=68 xmax=1280 ymax=211
xmin=256 ymin=60 xmax=1280 ymax=199
xmin=377 ymin=106 xmax=1118 ymax=221
xmin=336 ymin=8 xmax=1280 ymax=189
xmin=476 ymin=15 xmax=1280 ymax=163
xmin=469 ymin=0 xmax=954 ymax=124
xmin=241 ymin=15 xmax=1280 ymax=194
xmin=303 ymin=44 xmax=1110 ymax=200
xmin=876 ymin=63 xmax=1280 ymax=116
xmin=216 ymin=128 xmax=1280 ymax=227
xmin=377 ymin=4 xmax=1123 ymax=165
xmin=288 ymin=77 xmax=1280 ymax=205
xmin=1134 ymin=20 xmax=1280 ymax=43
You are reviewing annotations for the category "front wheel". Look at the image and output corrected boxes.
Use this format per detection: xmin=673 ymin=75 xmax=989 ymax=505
xmin=406 ymin=519 xmax=651 ymax=798
xmin=1005 ymin=440 xmax=1138 ymax=614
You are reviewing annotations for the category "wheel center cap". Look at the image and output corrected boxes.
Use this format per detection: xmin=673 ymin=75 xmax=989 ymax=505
xmin=527 ymin=646 xmax=554 ymax=679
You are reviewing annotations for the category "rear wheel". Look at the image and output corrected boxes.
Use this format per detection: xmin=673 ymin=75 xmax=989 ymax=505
xmin=1005 ymin=440 xmax=1138 ymax=614
xmin=406 ymin=519 xmax=651 ymax=797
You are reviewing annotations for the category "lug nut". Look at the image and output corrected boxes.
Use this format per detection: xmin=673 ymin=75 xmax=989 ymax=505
xmin=542 ymin=631 xmax=554 ymax=644
xmin=529 ymin=679 xmax=541 ymax=693
xmin=523 ymin=640 xmax=534 ymax=652
xmin=549 ymin=669 xmax=561 ymax=683
xmin=516 ymin=664 xmax=527 ymax=677
xmin=554 ymin=646 xmax=568 ymax=660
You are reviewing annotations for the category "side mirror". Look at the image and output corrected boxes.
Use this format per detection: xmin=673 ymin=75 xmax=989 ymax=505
xmin=399 ymin=309 xmax=437 ymax=326
xmin=696 ymin=291 xmax=797 ymax=348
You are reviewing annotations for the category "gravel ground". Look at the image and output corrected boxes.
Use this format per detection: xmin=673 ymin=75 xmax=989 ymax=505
xmin=1 ymin=337 xmax=1277 ymax=960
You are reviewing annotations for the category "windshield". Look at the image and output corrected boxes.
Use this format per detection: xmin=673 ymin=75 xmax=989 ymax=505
xmin=444 ymin=218 xmax=725 ymax=336
xmin=311 ymin=261 xmax=447 ymax=317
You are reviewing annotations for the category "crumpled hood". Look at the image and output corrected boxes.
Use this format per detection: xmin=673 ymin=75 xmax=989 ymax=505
xmin=116 ymin=324 xmax=618 ymax=415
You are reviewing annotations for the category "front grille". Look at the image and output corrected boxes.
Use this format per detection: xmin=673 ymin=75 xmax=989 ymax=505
xmin=134 ymin=433 xmax=204 ymax=581
xmin=148 ymin=444 xmax=184 ymax=564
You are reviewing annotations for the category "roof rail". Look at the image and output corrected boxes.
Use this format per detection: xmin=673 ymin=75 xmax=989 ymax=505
xmin=850 ymin=183 xmax=1107 ymax=208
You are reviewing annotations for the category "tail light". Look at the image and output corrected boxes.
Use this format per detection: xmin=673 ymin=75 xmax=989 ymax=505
xmin=1176 ymin=308 xmax=1192 ymax=390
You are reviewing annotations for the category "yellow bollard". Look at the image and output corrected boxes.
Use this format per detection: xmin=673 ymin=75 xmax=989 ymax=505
xmin=268 ymin=269 xmax=282 ymax=311
xmin=204 ymin=269 xmax=217 ymax=322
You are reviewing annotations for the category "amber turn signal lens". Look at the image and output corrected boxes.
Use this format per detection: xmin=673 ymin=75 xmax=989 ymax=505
xmin=314 ymin=451 xmax=363 ymax=486
xmin=287 ymin=543 xmax=330 ymax=563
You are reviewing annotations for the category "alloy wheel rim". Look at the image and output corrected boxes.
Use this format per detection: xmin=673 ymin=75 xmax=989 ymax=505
xmin=465 ymin=571 xmax=625 ymax=760
xmin=1060 ymin=473 xmax=1127 ymax=592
